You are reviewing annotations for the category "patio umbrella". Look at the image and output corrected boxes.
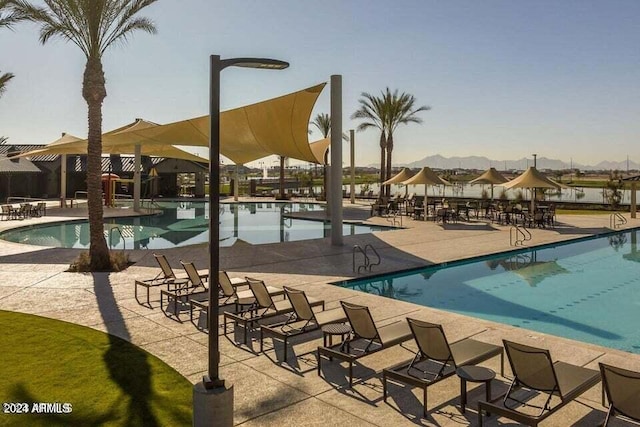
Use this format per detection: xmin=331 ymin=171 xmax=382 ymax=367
xmin=382 ymin=167 xmax=414 ymax=196
xmin=469 ymin=167 xmax=508 ymax=200
xmin=504 ymin=167 xmax=560 ymax=213
xmin=402 ymin=167 xmax=450 ymax=220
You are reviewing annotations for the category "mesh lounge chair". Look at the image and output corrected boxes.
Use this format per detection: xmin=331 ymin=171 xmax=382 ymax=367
xmin=259 ymin=286 xmax=347 ymax=362
xmin=160 ymin=261 xmax=209 ymax=322
xmin=383 ymin=318 xmax=503 ymax=416
xmin=599 ymin=362 xmax=640 ymax=426
xmin=190 ymin=273 xmax=284 ymax=329
xmin=154 ymin=253 xmax=208 ymax=283
xmin=317 ymin=301 xmax=413 ymax=387
xmin=134 ymin=254 xmax=193 ymax=307
xmin=478 ymin=340 xmax=600 ymax=426
xmin=224 ymin=278 xmax=324 ymax=345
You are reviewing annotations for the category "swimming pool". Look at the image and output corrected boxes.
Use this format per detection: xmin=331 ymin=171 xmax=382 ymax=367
xmin=338 ymin=229 xmax=640 ymax=353
xmin=0 ymin=202 xmax=390 ymax=249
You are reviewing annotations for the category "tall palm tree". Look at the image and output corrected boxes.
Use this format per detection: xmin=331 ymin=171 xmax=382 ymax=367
xmin=1 ymin=0 xmax=20 ymax=99
xmin=0 ymin=71 xmax=14 ymax=98
xmin=311 ymin=113 xmax=331 ymax=199
xmin=13 ymin=0 xmax=158 ymax=270
xmin=383 ymin=88 xmax=430 ymax=185
xmin=352 ymin=92 xmax=387 ymax=195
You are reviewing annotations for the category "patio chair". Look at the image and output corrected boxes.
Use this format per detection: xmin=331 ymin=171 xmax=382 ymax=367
xmin=224 ymin=278 xmax=324 ymax=345
xmin=317 ymin=301 xmax=413 ymax=387
xmin=478 ymin=340 xmax=600 ymax=426
xmin=134 ymin=254 xmax=192 ymax=307
xmin=599 ymin=362 xmax=640 ymax=426
xmin=154 ymin=253 xmax=209 ymax=284
xmin=159 ymin=260 xmax=209 ymax=321
xmin=383 ymin=318 xmax=503 ymax=416
xmin=260 ymin=286 xmax=346 ymax=362
xmin=189 ymin=272 xmax=283 ymax=329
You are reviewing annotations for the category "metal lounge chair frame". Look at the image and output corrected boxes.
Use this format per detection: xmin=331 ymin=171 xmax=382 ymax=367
xmin=190 ymin=273 xmax=284 ymax=331
xmin=259 ymin=286 xmax=346 ymax=363
xmin=599 ymin=362 xmax=640 ymax=426
xmin=317 ymin=301 xmax=413 ymax=387
xmin=478 ymin=339 xmax=600 ymax=426
xmin=382 ymin=318 xmax=503 ymax=416
xmin=159 ymin=260 xmax=209 ymax=322
xmin=134 ymin=253 xmax=191 ymax=307
xmin=223 ymin=278 xmax=324 ymax=345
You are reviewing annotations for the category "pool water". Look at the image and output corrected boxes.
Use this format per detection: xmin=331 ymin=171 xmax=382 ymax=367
xmin=0 ymin=202 xmax=389 ymax=249
xmin=338 ymin=230 xmax=640 ymax=353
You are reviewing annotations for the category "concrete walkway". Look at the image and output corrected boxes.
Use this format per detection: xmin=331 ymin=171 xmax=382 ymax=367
xmin=1 ymin=200 xmax=639 ymax=426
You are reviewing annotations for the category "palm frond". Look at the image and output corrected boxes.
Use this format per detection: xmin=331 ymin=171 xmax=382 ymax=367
xmin=0 ymin=71 xmax=15 ymax=98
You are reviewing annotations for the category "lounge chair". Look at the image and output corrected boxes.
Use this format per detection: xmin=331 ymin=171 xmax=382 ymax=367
xmin=160 ymin=261 xmax=209 ymax=321
xmin=478 ymin=340 xmax=600 ymax=426
xmin=224 ymin=278 xmax=324 ymax=345
xmin=383 ymin=318 xmax=503 ymax=416
xmin=599 ymin=362 xmax=640 ymax=426
xmin=317 ymin=301 xmax=413 ymax=387
xmin=189 ymin=272 xmax=284 ymax=329
xmin=154 ymin=253 xmax=208 ymax=283
xmin=259 ymin=286 xmax=347 ymax=363
xmin=134 ymin=254 xmax=192 ymax=307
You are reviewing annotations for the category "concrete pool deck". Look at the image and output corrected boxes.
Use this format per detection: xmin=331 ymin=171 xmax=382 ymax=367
xmin=1 ymin=199 xmax=639 ymax=426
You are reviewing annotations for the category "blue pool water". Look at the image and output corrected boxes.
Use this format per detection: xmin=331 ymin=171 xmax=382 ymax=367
xmin=0 ymin=202 xmax=389 ymax=249
xmin=338 ymin=230 xmax=640 ymax=353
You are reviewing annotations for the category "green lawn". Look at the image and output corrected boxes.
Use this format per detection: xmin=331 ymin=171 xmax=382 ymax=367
xmin=0 ymin=310 xmax=192 ymax=426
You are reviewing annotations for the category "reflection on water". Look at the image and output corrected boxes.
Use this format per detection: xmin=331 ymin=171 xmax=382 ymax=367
xmin=0 ymin=202 xmax=390 ymax=250
xmin=340 ymin=231 xmax=640 ymax=353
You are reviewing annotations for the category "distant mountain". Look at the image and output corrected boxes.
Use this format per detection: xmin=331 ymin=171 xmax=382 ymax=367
xmin=394 ymin=155 xmax=639 ymax=171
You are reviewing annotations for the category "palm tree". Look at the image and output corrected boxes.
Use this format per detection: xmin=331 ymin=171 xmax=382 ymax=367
xmin=0 ymin=71 xmax=14 ymax=98
xmin=1 ymin=0 xmax=20 ymax=99
xmin=352 ymin=92 xmax=387 ymax=195
xmin=13 ymin=0 xmax=158 ymax=270
xmin=311 ymin=113 xmax=331 ymax=199
xmin=383 ymin=88 xmax=430 ymax=185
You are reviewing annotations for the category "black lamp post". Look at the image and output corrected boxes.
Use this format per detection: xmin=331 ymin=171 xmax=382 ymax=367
xmin=206 ymin=55 xmax=289 ymax=389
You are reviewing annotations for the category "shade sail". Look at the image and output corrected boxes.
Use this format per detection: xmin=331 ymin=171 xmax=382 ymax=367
xmin=309 ymin=138 xmax=330 ymax=165
xmin=382 ymin=168 xmax=414 ymax=185
xmin=469 ymin=167 xmax=508 ymax=185
xmin=503 ymin=167 xmax=561 ymax=190
xmin=100 ymin=83 xmax=327 ymax=164
xmin=402 ymin=167 xmax=450 ymax=186
xmin=18 ymin=121 xmax=207 ymax=163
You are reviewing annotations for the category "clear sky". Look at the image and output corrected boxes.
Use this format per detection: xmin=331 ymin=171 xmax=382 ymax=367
xmin=1 ymin=0 xmax=639 ymax=167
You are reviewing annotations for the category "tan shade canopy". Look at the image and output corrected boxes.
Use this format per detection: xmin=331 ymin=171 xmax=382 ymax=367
xmin=99 ymin=83 xmax=327 ymax=164
xmin=309 ymin=138 xmax=331 ymax=165
xmin=402 ymin=167 xmax=450 ymax=186
xmin=382 ymin=168 xmax=414 ymax=185
xmin=20 ymin=120 xmax=207 ymax=163
xmin=469 ymin=167 xmax=508 ymax=185
xmin=503 ymin=167 xmax=561 ymax=190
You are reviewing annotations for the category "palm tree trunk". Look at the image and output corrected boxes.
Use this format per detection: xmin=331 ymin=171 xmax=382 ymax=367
xmin=379 ymin=130 xmax=386 ymax=198
xmin=386 ymin=133 xmax=394 ymax=197
xmin=83 ymin=57 xmax=110 ymax=270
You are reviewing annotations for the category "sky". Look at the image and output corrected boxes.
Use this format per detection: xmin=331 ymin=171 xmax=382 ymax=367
xmin=1 ymin=0 xmax=639 ymax=168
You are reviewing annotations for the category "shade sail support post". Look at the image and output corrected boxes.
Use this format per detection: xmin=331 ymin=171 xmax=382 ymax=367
xmin=330 ymin=75 xmax=343 ymax=246
xmin=631 ymin=182 xmax=637 ymax=218
xmin=234 ymin=164 xmax=239 ymax=201
xmin=133 ymin=144 xmax=141 ymax=212
xmin=350 ymin=129 xmax=355 ymax=204
xmin=60 ymin=154 xmax=67 ymax=208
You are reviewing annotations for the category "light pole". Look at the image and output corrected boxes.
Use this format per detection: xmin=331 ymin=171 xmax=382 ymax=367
xmin=197 ymin=54 xmax=288 ymax=426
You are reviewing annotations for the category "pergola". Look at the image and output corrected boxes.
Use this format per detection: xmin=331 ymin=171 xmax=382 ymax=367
xmin=21 ymin=83 xmax=329 ymax=209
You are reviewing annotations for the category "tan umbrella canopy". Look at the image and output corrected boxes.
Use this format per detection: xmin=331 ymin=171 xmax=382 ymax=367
xmin=504 ymin=167 xmax=560 ymax=212
xmin=382 ymin=167 xmax=414 ymax=185
xmin=402 ymin=167 xmax=451 ymax=220
xmin=469 ymin=167 xmax=508 ymax=200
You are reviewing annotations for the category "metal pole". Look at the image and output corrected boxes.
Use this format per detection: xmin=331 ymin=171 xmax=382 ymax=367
xmin=60 ymin=153 xmax=67 ymax=207
xmin=234 ymin=164 xmax=239 ymax=201
xmin=350 ymin=129 xmax=355 ymax=204
xmin=207 ymin=54 xmax=224 ymax=389
xmin=134 ymin=144 xmax=141 ymax=212
xmin=330 ymin=75 xmax=343 ymax=246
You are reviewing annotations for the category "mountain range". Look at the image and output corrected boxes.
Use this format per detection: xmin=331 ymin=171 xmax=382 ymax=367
xmin=390 ymin=155 xmax=640 ymax=171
